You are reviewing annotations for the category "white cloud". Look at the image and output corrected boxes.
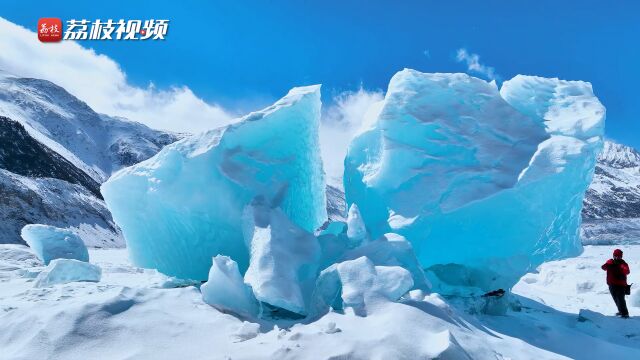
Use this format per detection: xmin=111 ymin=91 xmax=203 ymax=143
xmin=455 ymin=48 xmax=497 ymax=80
xmin=0 ymin=17 xmax=233 ymax=133
xmin=320 ymin=88 xmax=384 ymax=186
xmin=0 ymin=17 xmax=385 ymax=182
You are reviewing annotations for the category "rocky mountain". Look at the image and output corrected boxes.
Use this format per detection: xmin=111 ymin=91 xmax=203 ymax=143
xmin=0 ymin=72 xmax=180 ymax=246
xmin=326 ymin=184 xmax=347 ymax=222
xmin=0 ymin=167 xmax=122 ymax=247
xmin=0 ymin=73 xmax=178 ymax=181
xmin=581 ymin=140 xmax=640 ymax=244
xmin=0 ymin=117 xmax=101 ymax=197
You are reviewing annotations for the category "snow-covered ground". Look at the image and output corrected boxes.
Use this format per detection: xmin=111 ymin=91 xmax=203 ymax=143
xmin=514 ymin=245 xmax=640 ymax=314
xmin=1 ymin=244 xmax=638 ymax=360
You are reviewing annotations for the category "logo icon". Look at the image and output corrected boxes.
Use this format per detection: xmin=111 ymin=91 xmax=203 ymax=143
xmin=38 ymin=18 xmax=63 ymax=42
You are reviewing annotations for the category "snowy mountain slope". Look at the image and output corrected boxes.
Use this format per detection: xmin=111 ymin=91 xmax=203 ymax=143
xmin=597 ymin=140 xmax=640 ymax=169
xmin=0 ymin=115 xmax=121 ymax=246
xmin=0 ymin=116 xmax=101 ymax=198
xmin=100 ymin=114 xmax=179 ymax=170
xmin=0 ymin=73 xmax=180 ymax=247
xmin=0 ymin=72 xmax=179 ymax=182
xmin=0 ymin=169 xmax=122 ymax=247
xmin=583 ymin=140 xmax=640 ymax=219
xmin=581 ymin=140 xmax=640 ymax=244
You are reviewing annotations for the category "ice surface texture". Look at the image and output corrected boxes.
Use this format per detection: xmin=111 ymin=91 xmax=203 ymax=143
xmin=344 ymin=70 xmax=605 ymax=293
xmin=312 ymin=256 xmax=413 ymax=316
xmin=102 ymin=86 xmax=327 ymax=280
xmin=34 ymin=258 xmax=101 ymax=287
xmin=21 ymin=224 xmax=89 ymax=265
xmin=243 ymin=203 xmax=321 ymax=315
xmin=346 ymin=204 xmax=368 ymax=247
xmin=201 ymin=255 xmax=258 ymax=318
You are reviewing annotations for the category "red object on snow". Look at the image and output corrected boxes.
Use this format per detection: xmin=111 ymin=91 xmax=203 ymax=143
xmin=601 ymin=258 xmax=630 ymax=286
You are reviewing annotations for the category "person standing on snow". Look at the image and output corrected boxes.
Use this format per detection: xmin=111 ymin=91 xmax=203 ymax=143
xmin=601 ymin=249 xmax=631 ymax=318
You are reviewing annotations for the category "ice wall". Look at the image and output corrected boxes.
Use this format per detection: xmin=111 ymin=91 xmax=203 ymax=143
xmin=344 ymin=70 xmax=605 ymax=293
xmin=102 ymin=86 xmax=327 ymax=280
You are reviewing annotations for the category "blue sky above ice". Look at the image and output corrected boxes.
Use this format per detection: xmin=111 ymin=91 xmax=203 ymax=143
xmin=2 ymin=0 xmax=639 ymax=148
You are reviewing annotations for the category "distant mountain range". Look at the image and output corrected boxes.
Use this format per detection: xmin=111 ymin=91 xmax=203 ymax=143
xmin=0 ymin=72 xmax=180 ymax=246
xmin=581 ymin=140 xmax=640 ymax=244
xmin=582 ymin=140 xmax=640 ymax=219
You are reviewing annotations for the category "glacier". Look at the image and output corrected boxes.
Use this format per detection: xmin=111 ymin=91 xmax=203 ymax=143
xmin=344 ymin=69 xmax=605 ymax=293
xmin=102 ymin=85 xmax=327 ymax=280
xmin=34 ymin=258 xmax=101 ymax=287
xmin=21 ymin=224 xmax=89 ymax=265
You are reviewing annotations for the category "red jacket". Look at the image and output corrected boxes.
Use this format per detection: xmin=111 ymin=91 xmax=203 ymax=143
xmin=601 ymin=259 xmax=630 ymax=286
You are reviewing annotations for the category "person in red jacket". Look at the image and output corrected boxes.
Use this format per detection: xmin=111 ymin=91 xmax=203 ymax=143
xmin=601 ymin=249 xmax=630 ymax=318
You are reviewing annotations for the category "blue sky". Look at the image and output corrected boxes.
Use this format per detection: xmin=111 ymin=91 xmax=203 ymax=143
xmin=2 ymin=0 xmax=639 ymax=148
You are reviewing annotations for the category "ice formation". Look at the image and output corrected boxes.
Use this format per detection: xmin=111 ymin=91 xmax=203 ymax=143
xmin=346 ymin=204 xmax=368 ymax=247
xmin=312 ymin=256 xmax=413 ymax=316
xmin=344 ymin=69 xmax=605 ymax=293
xmin=102 ymin=85 xmax=326 ymax=280
xmin=34 ymin=258 xmax=101 ymax=287
xmin=243 ymin=203 xmax=321 ymax=315
xmin=201 ymin=255 xmax=258 ymax=318
xmin=339 ymin=233 xmax=430 ymax=290
xmin=199 ymin=205 xmax=426 ymax=318
xmin=21 ymin=224 xmax=89 ymax=265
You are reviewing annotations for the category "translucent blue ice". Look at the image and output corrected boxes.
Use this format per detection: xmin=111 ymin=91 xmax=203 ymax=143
xmin=243 ymin=203 xmax=321 ymax=315
xmin=344 ymin=70 xmax=605 ymax=294
xmin=102 ymin=86 xmax=327 ymax=280
xmin=201 ymin=255 xmax=258 ymax=318
xmin=346 ymin=204 xmax=368 ymax=247
xmin=21 ymin=224 xmax=89 ymax=265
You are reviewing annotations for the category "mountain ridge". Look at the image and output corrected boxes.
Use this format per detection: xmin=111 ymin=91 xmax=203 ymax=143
xmin=0 ymin=73 xmax=180 ymax=246
xmin=582 ymin=140 xmax=640 ymax=220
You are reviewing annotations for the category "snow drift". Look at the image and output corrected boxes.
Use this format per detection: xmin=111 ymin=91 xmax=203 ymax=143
xmin=102 ymin=85 xmax=327 ymax=280
xmin=344 ymin=70 xmax=605 ymax=294
xmin=34 ymin=258 xmax=101 ymax=287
